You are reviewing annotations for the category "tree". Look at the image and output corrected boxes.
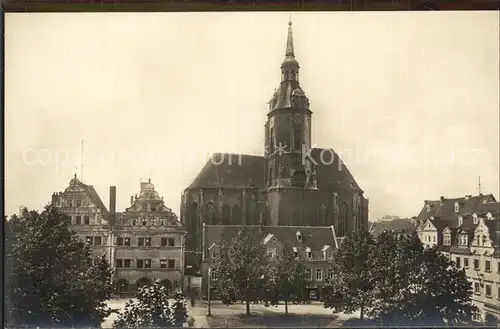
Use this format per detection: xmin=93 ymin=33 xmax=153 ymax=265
xmin=323 ymin=229 xmax=376 ymax=320
xmin=113 ymin=279 xmax=192 ymax=328
xmin=5 ymin=205 xmax=115 ymax=328
xmin=369 ymin=231 xmax=477 ymax=325
xmin=211 ymin=227 xmax=268 ymax=315
xmin=264 ymin=243 xmax=307 ymax=315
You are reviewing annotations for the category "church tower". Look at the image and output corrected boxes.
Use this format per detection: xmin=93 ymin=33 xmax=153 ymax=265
xmin=265 ymin=20 xmax=319 ymax=226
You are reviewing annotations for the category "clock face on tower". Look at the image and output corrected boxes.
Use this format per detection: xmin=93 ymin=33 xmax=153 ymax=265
xmin=292 ymin=113 xmax=302 ymax=125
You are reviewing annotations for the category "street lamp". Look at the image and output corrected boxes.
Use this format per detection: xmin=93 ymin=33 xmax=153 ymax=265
xmin=207 ymin=267 xmax=212 ymax=317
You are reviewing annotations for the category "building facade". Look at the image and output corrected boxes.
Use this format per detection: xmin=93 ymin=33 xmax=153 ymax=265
xmin=415 ymin=194 xmax=500 ymax=323
xmin=51 ymin=174 xmax=114 ymax=264
xmin=52 ymin=176 xmax=185 ymax=295
xmin=200 ymin=224 xmax=339 ymax=301
xmin=181 ymin=21 xmax=368 ymax=271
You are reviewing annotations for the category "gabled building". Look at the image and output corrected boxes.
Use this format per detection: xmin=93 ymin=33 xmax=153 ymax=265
xmin=52 ymin=176 xmax=185 ymax=295
xmin=113 ymin=179 xmax=185 ymax=294
xmin=415 ymin=194 xmax=500 ymax=323
xmin=181 ymin=20 xmax=368 ymax=271
xmin=200 ymin=224 xmax=339 ymax=301
xmin=51 ymin=174 xmax=114 ymax=263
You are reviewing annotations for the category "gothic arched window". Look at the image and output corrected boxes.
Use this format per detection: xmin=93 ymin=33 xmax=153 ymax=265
xmin=269 ymin=128 xmax=275 ymax=153
xmin=188 ymin=203 xmax=198 ymax=249
xmin=222 ymin=205 xmax=230 ymax=225
xmin=206 ymin=203 xmax=216 ymax=224
xmin=340 ymin=203 xmax=348 ymax=237
xmin=232 ymin=205 xmax=241 ymax=225
xmin=356 ymin=205 xmax=362 ymax=230
xmin=320 ymin=204 xmax=327 ymax=225
xmin=293 ymin=123 xmax=301 ymax=151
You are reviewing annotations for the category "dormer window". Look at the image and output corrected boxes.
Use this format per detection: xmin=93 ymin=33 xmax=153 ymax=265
xmin=486 ymin=212 xmax=493 ymax=220
xmin=328 ymin=252 xmax=333 ymax=260
xmin=473 ymin=214 xmax=478 ymax=224
xmin=211 ymin=251 xmax=218 ymax=259
xmin=459 ymin=235 xmax=468 ymax=246
xmin=292 ymin=247 xmax=298 ymax=258
xmin=305 ymin=247 xmax=312 ymax=259
xmin=458 ymin=216 xmax=463 ymax=227
xmin=296 ymin=231 xmax=302 ymax=242
xmin=454 ymin=202 xmax=459 ymax=213
xmin=443 ymin=233 xmax=451 ymax=246
xmin=426 ymin=204 xmax=431 ymax=212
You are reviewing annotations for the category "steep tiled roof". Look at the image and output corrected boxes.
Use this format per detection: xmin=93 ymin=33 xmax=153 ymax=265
xmin=85 ymin=185 xmax=108 ymax=215
xmin=187 ymin=154 xmax=265 ymax=189
xmin=203 ymin=224 xmax=337 ymax=260
xmin=484 ymin=219 xmax=500 ymax=248
xmin=186 ymin=149 xmax=364 ymax=193
xmin=476 ymin=201 xmax=500 ymax=217
xmin=416 ymin=194 xmax=496 ymax=223
xmin=310 ymin=148 xmax=362 ymax=192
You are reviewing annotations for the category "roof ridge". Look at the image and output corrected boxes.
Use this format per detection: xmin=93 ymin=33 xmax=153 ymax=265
xmin=205 ymin=224 xmax=333 ymax=228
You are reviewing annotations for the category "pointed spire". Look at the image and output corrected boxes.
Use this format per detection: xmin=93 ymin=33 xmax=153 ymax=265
xmin=285 ymin=16 xmax=294 ymax=57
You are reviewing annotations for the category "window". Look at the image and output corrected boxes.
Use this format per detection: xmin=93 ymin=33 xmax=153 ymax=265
xmin=485 ymin=260 xmax=491 ymax=272
xmin=293 ymin=247 xmax=298 ymax=258
xmin=116 ymin=259 xmax=123 ymax=268
xmin=161 ymin=238 xmax=167 ymax=246
xmin=84 ymin=216 xmax=90 ymax=225
xmin=160 ymin=259 xmax=167 ymax=268
xmin=76 ymin=216 xmax=82 ymax=225
xmin=306 ymin=268 xmax=312 ymax=281
xmin=316 ymin=269 xmax=323 ymax=281
xmin=464 ymin=258 xmax=469 ymax=268
xmin=455 ymin=257 xmax=461 ymax=267
xmin=498 ymin=261 xmax=500 ymax=273
xmin=142 ymin=220 xmax=147 ymax=226
xmin=117 ymin=237 xmax=124 ymax=246
xmin=67 ymin=200 xmax=73 ymax=208
xmin=426 ymin=204 xmax=431 ymax=212
xmin=137 ymin=260 xmax=144 ymax=268
xmin=454 ymin=202 xmax=459 ymax=213
xmin=474 ymin=282 xmax=480 ymax=294
xmin=444 ymin=234 xmax=451 ymax=245
xmin=76 ymin=200 xmax=82 ymax=208
xmin=124 ymin=259 xmax=131 ymax=268
xmin=138 ymin=238 xmax=144 ymax=246
xmin=211 ymin=270 xmax=218 ymax=280
xmin=211 ymin=251 xmax=218 ymax=259
xmin=144 ymin=259 xmax=152 ymax=269
xmin=485 ymin=284 xmax=492 ymax=297
xmin=168 ymin=260 xmax=176 ymax=269
xmin=124 ymin=238 xmax=130 ymax=246
xmin=306 ymin=247 xmax=312 ymax=259
xmin=327 ymin=252 xmax=333 ymax=260
xmin=94 ymin=237 xmax=101 ymax=246
xmin=267 ymin=249 xmax=277 ymax=258
xmin=144 ymin=238 xmax=151 ymax=246
xmin=474 ymin=259 xmax=480 ymax=270
xmin=168 ymin=238 xmax=175 ymax=246
xmin=132 ymin=220 xmax=136 ymax=226
xmin=296 ymin=232 xmax=302 ymax=242
xmin=473 ymin=214 xmax=478 ymax=224
xmin=86 ymin=236 xmax=93 ymax=244
xmin=327 ymin=269 xmax=334 ymax=280
xmin=432 ymin=236 xmax=436 ymax=242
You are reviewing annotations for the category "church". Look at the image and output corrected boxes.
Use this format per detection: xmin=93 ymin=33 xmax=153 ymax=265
xmin=180 ymin=21 xmax=369 ymax=270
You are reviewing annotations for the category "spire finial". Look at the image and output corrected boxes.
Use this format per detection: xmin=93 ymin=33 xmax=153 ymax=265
xmin=285 ymin=16 xmax=294 ymax=57
xmin=288 ymin=13 xmax=292 ymax=26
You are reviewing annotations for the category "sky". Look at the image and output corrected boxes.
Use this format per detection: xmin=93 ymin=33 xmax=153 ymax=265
xmin=5 ymin=11 xmax=500 ymax=221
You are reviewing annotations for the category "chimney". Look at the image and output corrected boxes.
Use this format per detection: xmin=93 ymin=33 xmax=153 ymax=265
xmin=148 ymin=178 xmax=151 ymax=183
xmin=51 ymin=192 xmax=59 ymax=205
xmin=465 ymin=195 xmax=472 ymax=200
xmin=109 ymin=186 xmax=116 ymax=224
xmin=440 ymin=196 xmax=445 ymax=202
